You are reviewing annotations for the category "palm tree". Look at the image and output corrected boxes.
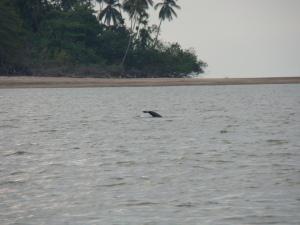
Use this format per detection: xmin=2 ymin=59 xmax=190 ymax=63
xmin=121 ymin=0 xmax=153 ymax=66
xmin=123 ymin=0 xmax=153 ymax=26
xmin=154 ymin=0 xmax=180 ymax=46
xmin=95 ymin=0 xmax=105 ymax=12
xmin=98 ymin=0 xmax=123 ymax=26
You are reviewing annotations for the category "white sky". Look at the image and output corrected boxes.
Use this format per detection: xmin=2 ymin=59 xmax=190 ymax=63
xmin=150 ymin=0 xmax=300 ymax=77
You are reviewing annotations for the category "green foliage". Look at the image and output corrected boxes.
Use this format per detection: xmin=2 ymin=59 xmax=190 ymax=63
xmin=0 ymin=0 xmax=26 ymax=73
xmin=99 ymin=0 xmax=123 ymax=26
xmin=97 ymin=27 xmax=130 ymax=64
xmin=52 ymin=0 xmax=92 ymax=11
xmin=11 ymin=0 xmax=50 ymax=32
xmin=123 ymin=0 xmax=153 ymax=19
xmin=33 ymin=5 xmax=104 ymax=65
xmin=155 ymin=0 xmax=180 ymax=21
xmin=125 ymin=43 xmax=206 ymax=77
xmin=0 ymin=0 xmax=207 ymax=77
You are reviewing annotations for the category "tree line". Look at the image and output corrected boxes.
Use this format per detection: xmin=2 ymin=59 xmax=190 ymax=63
xmin=0 ymin=0 xmax=207 ymax=77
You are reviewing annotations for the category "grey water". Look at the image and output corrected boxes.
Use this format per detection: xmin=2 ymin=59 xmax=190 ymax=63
xmin=0 ymin=84 xmax=299 ymax=225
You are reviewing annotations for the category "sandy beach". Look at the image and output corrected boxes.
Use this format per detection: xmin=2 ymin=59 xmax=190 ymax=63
xmin=0 ymin=76 xmax=299 ymax=88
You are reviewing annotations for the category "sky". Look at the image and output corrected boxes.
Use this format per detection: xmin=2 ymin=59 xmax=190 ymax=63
xmin=150 ymin=0 xmax=300 ymax=77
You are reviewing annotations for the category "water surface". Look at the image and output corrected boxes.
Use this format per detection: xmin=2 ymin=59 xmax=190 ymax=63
xmin=0 ymin=84 xmax=300 ymax=225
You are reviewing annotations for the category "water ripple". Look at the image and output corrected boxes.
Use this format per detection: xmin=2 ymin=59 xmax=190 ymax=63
xmin=0 ymin=85 xmax=299 ymax=225
xmin=4 ymin=151 xmax=30 ymax=157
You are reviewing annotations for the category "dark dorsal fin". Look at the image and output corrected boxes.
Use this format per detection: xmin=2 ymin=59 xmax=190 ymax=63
xmin=143 ymin=111 xmax=162 ymax=118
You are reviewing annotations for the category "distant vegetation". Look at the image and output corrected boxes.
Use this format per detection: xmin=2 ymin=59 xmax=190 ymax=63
xmin=0 ymin=0 xmax=207 ymax=77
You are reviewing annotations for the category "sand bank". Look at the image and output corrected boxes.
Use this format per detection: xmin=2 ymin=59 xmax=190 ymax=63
xmin=0 ymin=76 xmax=299 ymax=88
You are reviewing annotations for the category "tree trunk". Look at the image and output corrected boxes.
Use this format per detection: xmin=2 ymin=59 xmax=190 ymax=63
xmin=154 ymin=19 xmax=163 ymax=47
xmin=121 ymin=12 xmax=138 ymax=67
xmin=121 ymin=33 xmax=133 ymax=67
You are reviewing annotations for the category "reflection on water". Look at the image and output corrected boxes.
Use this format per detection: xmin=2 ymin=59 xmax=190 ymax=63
xmin=0 ymin=84 xmax=300 ymax=225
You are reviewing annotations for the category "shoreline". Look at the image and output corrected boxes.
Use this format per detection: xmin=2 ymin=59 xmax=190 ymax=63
xmin=0 ymin=76 xmax=300 ymax=88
